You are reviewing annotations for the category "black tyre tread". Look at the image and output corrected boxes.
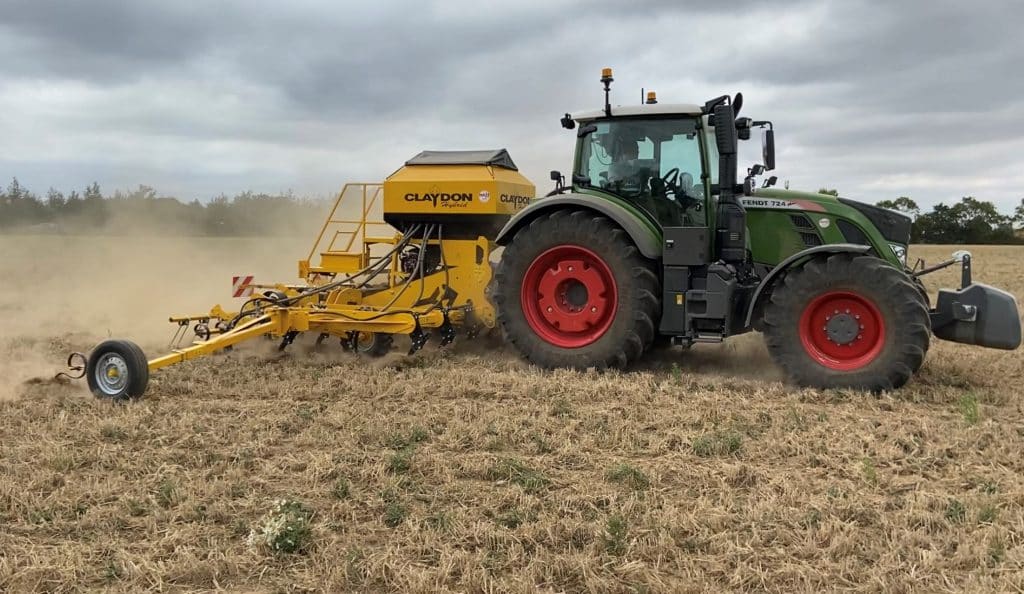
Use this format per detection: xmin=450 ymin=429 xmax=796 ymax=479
xmin=493 ymin=209 xmax=660 ymax=370
xmin=86 ymin=339 xmax=149 ymax=401
xmin=857 ymin=257 xmax=931 ymax=371
xmin=125 ymin=341 xmax=151 ymax=392
xmin=911 ymin=277 xmax=931 ymax=308
xmin=908 ymin=275 xmax=933 ymax=370
xmin=762 ymin=254 xmax=930 ymax=391
xmin=360 ymin=333 xmax=393 ymax=357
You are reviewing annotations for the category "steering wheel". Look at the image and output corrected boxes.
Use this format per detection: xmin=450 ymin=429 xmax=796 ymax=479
xmin=659 ymin=168 xmax=699 ymax=209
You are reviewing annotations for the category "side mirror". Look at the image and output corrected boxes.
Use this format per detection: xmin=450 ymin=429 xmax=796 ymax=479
xmin=762 ymin=129 xmax=776 ymax=171
xmin=560 ymin=113 xmax=576 ymax=129
xmin=550 ymin=170 xmax=562 ymax=182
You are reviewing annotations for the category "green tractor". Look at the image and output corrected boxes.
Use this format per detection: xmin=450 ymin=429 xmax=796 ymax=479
xmin=492 ymin=69 xmax=1021 ymax=391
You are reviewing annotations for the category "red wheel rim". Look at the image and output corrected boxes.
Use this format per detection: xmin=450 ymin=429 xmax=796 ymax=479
xmin=520 ymin=245 xmax=619 ymax=348
xmin=799 ymin=290 xmax=886 ymax=371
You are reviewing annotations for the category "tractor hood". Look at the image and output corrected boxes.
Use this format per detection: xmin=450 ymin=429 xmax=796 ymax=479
xmin=750 ymin=187 xmax=839 ymax=210
xmin=750 ymin=187 xmax=912 ymax=246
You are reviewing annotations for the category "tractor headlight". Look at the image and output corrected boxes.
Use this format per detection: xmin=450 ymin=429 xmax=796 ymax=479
xmin=889 ymin=243 xmax=908 ymax=266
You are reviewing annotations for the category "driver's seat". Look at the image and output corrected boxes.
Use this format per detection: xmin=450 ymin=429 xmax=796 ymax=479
xmin=646 ymin=176 xmax=687 ymax=227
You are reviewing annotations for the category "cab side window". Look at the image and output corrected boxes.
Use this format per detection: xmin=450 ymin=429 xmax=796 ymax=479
xmin=660 ymin=133 xmax=705 ymax=201
xmin=577 ymin=117 xmax=706 ymax=227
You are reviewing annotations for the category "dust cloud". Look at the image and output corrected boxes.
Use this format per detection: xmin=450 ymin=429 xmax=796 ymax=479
xmin=0 ymin=232 xmax=312 ymax=399
xmin=637 ymin=332 xmax=782 ymax=381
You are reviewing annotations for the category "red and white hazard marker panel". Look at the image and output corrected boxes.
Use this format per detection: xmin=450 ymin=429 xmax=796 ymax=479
xmin=232 ymin=275 xmax=254 ymax=298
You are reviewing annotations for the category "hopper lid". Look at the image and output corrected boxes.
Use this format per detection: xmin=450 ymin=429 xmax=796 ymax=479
xmin=405 ymin=149 xmax=518 ymax=171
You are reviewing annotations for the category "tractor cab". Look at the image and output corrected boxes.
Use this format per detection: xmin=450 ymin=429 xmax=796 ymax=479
xmin=554 ymin=69 xmax=776 ymax=272
xmin=570 ymin=108 xmax=713 ymax=228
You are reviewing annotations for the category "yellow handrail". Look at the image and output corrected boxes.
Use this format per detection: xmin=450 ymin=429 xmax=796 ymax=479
xmin=306 ymin=183 xmax=383 ymax=262
xmin=301 ymin=183 xmax=399 ymax=279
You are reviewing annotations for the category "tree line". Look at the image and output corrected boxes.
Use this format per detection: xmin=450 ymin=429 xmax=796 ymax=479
xmin=2 ymin=177 xmax=1022 ymax=243
xmin=819 ymin=189 xmax=1023 ymax=244
xmin=0 ymin=178 xmax=329 ymax=236
xmin=875 ymin=196 xmax=1023 ymax=244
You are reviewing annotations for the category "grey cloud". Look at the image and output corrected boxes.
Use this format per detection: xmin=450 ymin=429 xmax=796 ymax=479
xmin=0 ymin=0 xmax=1022 ymax=212
xmin=0 ymin=1 xmax=217 ymax=81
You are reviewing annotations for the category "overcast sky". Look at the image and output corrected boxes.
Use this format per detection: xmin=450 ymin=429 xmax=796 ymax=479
xmin=1 ymin=0 xmax=1021 ymax=212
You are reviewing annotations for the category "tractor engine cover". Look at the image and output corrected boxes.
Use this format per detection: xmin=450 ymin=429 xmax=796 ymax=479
xmin=383 ymin=149 xmax=535 ymax=238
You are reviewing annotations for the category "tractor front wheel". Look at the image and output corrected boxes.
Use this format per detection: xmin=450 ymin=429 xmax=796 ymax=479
xmin=763 ymin=254 xmax=930 ymax=391
xmin=493 ymin=210 xmax=660 ymax=369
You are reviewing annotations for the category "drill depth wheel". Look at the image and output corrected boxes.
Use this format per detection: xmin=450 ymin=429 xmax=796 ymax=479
xmin=343 ymin=332 xmax=393 ymax=357
xmin=86 ymin=339 xmax=149 ymax=401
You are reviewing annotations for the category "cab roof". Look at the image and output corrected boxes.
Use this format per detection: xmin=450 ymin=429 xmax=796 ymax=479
xmin=572 ymin=103 xmax=703 ymax=121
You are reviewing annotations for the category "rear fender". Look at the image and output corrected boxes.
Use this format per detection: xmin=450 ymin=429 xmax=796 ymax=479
xmin=744 ymin=243 xmax=872 ymax=327
xmin=494 ymin=193 xmax=661 ymax=259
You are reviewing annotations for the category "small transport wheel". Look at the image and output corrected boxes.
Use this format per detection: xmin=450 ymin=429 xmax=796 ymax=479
xmin=493 ymin=209 xmax=660 ymax=370
xmin=86 ymin=339 xmax=149 ymax=401
xmin=763 ymin=254 xmax=930 ymax=391
xmin=345 ymin=332 xmax=393 ymax=357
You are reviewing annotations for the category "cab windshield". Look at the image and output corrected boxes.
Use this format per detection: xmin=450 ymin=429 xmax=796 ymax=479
xmin=576 ymin=116 xmax=711 ymax=226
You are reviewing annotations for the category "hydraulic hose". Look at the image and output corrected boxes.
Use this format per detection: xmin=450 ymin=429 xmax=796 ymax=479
xmin=379 ymin=224 xmax=433 ymax=311
xmin=226 ymin=225 xmax=423 ymax=329
xmin=281 ymin=223 xmax=423 ymax=305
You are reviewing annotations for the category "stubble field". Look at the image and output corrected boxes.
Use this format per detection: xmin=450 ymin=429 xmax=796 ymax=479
xmin=1 ymin=236 xmax=1023 ymax=593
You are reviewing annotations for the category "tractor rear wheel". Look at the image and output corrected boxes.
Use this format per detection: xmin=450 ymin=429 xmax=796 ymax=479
xmin=493 ymin=210 xmax=660 ymax=369
xmin=763 ymin=254 xmax=930 ymax=391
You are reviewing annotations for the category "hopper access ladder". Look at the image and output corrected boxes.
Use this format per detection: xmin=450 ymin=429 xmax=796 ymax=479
xmin=298 ymin=183 xmax=398 ymax=282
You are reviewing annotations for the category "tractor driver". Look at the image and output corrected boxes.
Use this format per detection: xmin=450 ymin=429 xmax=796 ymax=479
xmin=602 ymin=128 xmax=698 ymax=226
xmin=594 ymin=124 xmax=705 ymax=227
xmin=604 ymin=130 xmax=655 ymax=195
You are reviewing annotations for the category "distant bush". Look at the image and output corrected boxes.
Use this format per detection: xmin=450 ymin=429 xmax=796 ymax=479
xmin=0 ymin=177 xmax=329 ymax=236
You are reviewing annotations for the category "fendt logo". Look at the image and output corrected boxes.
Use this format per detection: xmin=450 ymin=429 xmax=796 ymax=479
xmin=404 ymin=192 xmax=473 ymax=208
xmin=500 ymin=194 xmax=531 ymax=208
